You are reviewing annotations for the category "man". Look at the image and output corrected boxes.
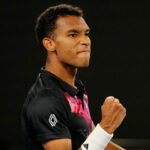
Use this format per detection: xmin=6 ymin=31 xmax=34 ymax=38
xmin=21 ymin=4 xmax=126 ymax=150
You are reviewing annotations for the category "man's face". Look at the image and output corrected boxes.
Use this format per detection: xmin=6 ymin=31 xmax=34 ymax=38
xmin=52 ymin=15 xmax=91 ymax=68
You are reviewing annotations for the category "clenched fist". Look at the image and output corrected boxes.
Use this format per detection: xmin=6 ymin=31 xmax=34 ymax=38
xmin=99 ymin=96 xmax=126 ymax=134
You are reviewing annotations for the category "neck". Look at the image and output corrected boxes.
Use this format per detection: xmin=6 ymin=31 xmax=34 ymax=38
xmin=45 ymin=59 xmax=77 ymax=87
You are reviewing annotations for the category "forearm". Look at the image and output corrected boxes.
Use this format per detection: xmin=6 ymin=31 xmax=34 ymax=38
xmin=105 ymin=141 xmax=125 ymax=150
xmin=81 ymin=124 xmax=113 ymax=150
xmin=79 ymin=141 xmax=125 ymax=150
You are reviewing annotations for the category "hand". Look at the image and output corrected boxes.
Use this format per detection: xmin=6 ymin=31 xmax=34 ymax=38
xmin=99 ymin=96 xmax=126 ymax=134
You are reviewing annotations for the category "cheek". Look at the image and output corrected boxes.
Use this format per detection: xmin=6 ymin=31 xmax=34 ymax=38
xmin=55 ymin=39 xmax=78 ymax=56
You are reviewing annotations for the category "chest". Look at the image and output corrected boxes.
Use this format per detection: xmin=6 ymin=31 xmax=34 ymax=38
xmin=64 ymin=92 xmax=93 ymax=149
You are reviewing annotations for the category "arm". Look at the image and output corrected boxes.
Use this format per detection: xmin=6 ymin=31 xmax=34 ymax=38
xmin=92 ymin=125 xmax=125 ymax=150
xmin=43 ymin=139 xmax=72 ymax=150
xmin=42 ymin=124 xmax=112 ymax=150
xmin=27 ymin=91 xmax=73 ymax=150
xmin=100 ymin=97 xmax=126 ymax=150
xmin=43 ymin=139 xmax=84 ymax=150
xmin=42 ymin=96 xmax=126 ymax=150
xmin=105 ymin=141 xmax=125 ymax=150
xmin=42 ymin=127 xmax=124 ymax=150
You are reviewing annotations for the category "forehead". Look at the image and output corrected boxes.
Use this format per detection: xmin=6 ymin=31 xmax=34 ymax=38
xmin=55 ymin=16 xmax=89 ymax=32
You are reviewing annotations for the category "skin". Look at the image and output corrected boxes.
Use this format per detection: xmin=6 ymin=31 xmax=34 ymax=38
xmin=42 ymin=15 xmax=126 ymax=150
xmin=43 ymin=15 xmax=91 ymax=87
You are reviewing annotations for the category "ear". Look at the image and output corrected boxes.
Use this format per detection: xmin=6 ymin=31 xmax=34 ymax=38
xmin=42 ymin=37 xmax=56 ymax=52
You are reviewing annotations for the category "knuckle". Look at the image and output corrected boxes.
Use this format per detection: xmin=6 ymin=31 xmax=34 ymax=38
xmin=105 ymin=96 xmax=114 ymax=101
xmin=114 ymin=100 xmax=118 ymax=104
xmin=116 ymin=103 xmax=123 ymax=110
xmin=114 ymin=98 xmax=120 ymax=103
xmin=120 ymin=104 xmax=124 ymax=109
xmin=101 ymin=105 xmax=104 ymax=110
xmin=120 ymin=106 xmax=126 ymax=114
xmin=114 ymin=101 xmax=120 ymax=106
xmin=123 ymin=107 xmax=127 ymax=113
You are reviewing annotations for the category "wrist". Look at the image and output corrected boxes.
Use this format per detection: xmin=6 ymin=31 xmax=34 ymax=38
xmin=81 ymin=124 xmax=113 ymax=150
xmin=99 ymin=122 xmax=115 ymax=134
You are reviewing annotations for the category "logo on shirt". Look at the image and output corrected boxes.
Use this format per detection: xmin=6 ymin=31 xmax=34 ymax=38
xmin=48 ymin=114 xmax=57 ymax=127
xmin=83 ymin=143 xmax=89 ymax=150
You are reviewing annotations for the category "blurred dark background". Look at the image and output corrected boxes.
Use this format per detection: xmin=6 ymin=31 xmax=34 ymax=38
xmin=1 ymin=0 xmax=150 ymax=149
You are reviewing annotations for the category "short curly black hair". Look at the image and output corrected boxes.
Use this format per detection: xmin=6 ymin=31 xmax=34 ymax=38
xmin=35 ymin=4 xmax=83 ymax=44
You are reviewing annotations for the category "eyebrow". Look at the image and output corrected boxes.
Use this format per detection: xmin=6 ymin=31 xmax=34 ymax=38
xmin=67 ymin=28 xmax=90 ymax=33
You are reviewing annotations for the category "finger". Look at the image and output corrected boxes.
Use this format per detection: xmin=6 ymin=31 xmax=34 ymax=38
xmin=106 ymin=96 xmax=114 ymax=100
xmin=105 ymin=96 xmax=115 ymax=103
xmin=114 ymin=98 xmax=120 ymax=103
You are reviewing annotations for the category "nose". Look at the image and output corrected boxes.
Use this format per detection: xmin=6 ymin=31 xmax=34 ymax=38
xmin=80 ymin=36 xmax=91 ymax=47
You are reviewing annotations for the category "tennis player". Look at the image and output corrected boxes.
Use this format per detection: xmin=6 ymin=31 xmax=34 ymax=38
xmin=21 ymin=4 xmax=126 ymax=150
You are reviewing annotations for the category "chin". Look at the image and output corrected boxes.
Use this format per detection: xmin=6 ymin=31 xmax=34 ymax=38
xmin=77 ymin=62 xmax=90 ymax=68
xmin=67 ymin=59 xmax=90 ymax=68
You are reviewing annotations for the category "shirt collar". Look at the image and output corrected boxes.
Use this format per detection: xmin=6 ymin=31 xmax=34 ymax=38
xmin=40 ymin=67 xmax=85 ymax=97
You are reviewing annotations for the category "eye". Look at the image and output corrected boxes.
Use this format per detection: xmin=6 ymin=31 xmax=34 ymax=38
xmin=85 ymin=32 xmax=90 ymax=36
xmin=68 ymin=34 xmax=77 ymax=37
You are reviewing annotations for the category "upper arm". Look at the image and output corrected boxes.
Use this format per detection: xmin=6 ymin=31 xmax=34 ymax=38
xmin=43 ymin=139 xmax=72 ymax=150
xmin=27 ymin=90 xmax=71 ymax=143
